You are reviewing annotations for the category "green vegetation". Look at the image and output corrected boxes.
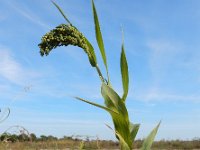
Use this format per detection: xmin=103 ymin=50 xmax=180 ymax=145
xmin=38 ymin=1 xmax=160 ymax=150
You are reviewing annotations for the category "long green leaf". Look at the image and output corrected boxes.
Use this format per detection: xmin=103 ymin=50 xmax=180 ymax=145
xmin=101 ymin=82 xmax=129 ymax=120
xmin=117 ymin=131 xmax=131 ymax=150
xmin=140 ymin=121 xmax=161 ymax=150
xmin=74 ymin=97 xmax=118 ymax=114
xmin=101 ymin=85 xmax=117 ymax=112
xmin=129 ymin=122 xmax=140 ymax=142
xmin=52 ymin=1 xmax=72 ymax=25
xmin=121 ymin=35 xmax=129 ymax=101
xmin=101 ymin=82 xmax=132 ymax=148
xmin=92 ymin=0 xmax=110 ymax=83
xmin=101 ymin=85 xmax=130 ymax=145
xmin=101 ymin=82 xmax=124 ymax=112
xmin=105 ymin=124 xmax=130 ymax=150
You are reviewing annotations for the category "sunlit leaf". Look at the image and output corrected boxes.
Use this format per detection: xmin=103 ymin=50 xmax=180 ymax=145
xmin=101 ymin=83 xmax=132 ymax=148
xmin=117 ymin=131 xmax=131 ymax=150
xmin=120 ymin=38 xmax=129 ymax=101
xmin=101 ymin=82 xmax=121 ymax=109
xmin=140 ymin=121 xmax=161 ymax=150
xmin=74 ymin=97 xmax=118 ymax=114
xmin=92 ymin=0 xmax=110 ymax=83
xmin=129 ymin=122 xmax=140 ymax=142
xmin=105 ymin=124 xmax=130 ymax=150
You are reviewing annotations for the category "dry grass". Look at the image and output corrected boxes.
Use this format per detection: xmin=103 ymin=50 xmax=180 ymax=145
xmin=1 ymin=139 xmax=200 ymax=150
xmin=0 ymin=139 xmax=119 ymax=150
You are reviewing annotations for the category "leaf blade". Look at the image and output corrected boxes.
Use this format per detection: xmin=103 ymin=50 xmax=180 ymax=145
xmin=105 ymin=124 xmax=130 ymax=150
xmin=116 ymin=131 xmax=131 ymax=150
xmin=92 ymin=0 xmax=109 ymax=82
xmin=129 ymin=122 xmax=140 ymax=142
xmin=140 ymin=121 xmax=161 ymax=150
xmin=121 ymin=37 xmax=129 ymax=101
xmin=101 ymin=82 xmax=121 ymax=109
xmin=74 ymin=97 xmax=118 ymax=114
xmin=101 ymin=83 xmax=132 ymax=147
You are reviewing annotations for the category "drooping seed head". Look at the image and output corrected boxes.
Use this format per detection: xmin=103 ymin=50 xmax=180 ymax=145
xmin=38 ymin=24 xmax=97 ymax=67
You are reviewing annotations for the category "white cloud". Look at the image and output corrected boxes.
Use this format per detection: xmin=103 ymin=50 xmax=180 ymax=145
xmin=0 ymin=47 xmax=39 ymax=86
xmin=134 ymin=88 xmax=200 ymax=103
xmin=0 ymin=46 xmax=70 ymax=102
xmin=6 ymin=1 xmax=50 ymax=30
xmin=147 ymin=39 xmax=182 ymax=82
xmin=0 ymin=50 xmax=23 ymax=84
xmin=139 ymin=39 xmax=200 ymax=103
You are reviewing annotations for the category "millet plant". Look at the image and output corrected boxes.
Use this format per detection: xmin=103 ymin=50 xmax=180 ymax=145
xmin=38 ymin=1 xmax=160 ymax=149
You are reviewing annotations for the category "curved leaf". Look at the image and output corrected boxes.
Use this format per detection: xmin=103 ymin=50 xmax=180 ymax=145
xmin=92 ymin=0 xmax=110 ymax=82
xmin=121 ymin=37 xmax=129 ymax=101
xmin=105 ymin=124 xmax=130 ymax=150
xmin=101 ymin=83 xmax=132 ymax=148
xmin=140 ymin=121 xmax=161 ymax=150
xmin=101 ymin=82 xmax=121 ymax=109
xmin=117 ymin=131 xmax=131 ymax=150
xmin=129 ymin=122 xmax=140 ymax=142
xmin=74 ymin=97 xmax=118 ymax=114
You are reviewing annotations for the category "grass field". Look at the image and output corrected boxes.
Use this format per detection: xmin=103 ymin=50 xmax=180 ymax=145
xmin=0 ymin=138 xmax=200 ymax=150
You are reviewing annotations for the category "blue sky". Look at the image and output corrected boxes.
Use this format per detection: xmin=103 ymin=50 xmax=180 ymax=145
xmin=0 ymin=0 xmax=200 ymax=140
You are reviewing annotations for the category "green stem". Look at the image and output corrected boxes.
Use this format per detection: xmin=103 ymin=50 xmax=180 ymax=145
xmin=95 ymin=64 xmax=105 ymax=83
xmin=106 ymin=69 xmax=110 ymax=85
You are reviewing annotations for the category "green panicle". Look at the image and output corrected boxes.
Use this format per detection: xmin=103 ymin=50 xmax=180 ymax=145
xmin=38 ymin=24 xmax=97 ymax=67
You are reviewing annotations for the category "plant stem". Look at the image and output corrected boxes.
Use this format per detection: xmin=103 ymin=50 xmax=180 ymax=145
xmin=95 ymin=65 xmax=105 ymax=83
xmin=106 ymin=69 xmax=110 ymax=85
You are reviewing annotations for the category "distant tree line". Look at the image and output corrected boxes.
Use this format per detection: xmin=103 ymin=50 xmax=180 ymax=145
xmin=0 ymin=133 xmax=63 ymax=143
xmin=0 ymin=133 xmax=95 ymax=143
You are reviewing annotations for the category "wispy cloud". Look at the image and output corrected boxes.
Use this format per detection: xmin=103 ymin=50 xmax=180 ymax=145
xmin=0 ymin=48 xmax=65 ymax=101
xmin=127 ymin=39 xmax=200 ymax=103
xmin=147 ymin=39 xmax=182 ymax=82
xmin=134 ymin=87 xmax=200 ymax=103
xmin=6 ymin=1 xmax=50 ymax=30
xmin=0 ymin=46 xmax=39 ymax=86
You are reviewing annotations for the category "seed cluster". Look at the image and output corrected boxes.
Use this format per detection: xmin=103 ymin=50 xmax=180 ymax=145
xmin=39 ymin=24 xmax=90 ymax=57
